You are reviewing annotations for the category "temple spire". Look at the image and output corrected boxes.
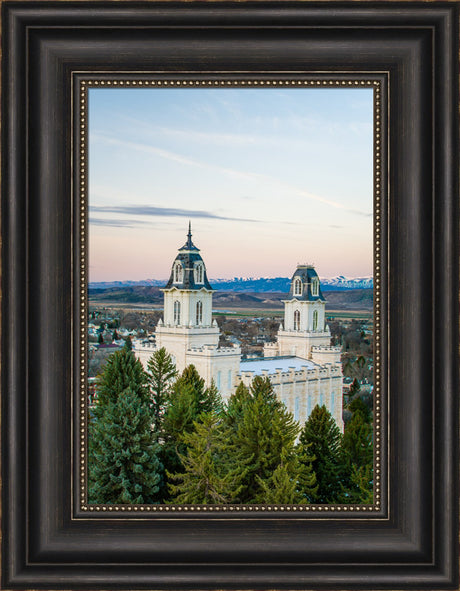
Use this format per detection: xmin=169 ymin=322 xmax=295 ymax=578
xmin=187 ymin=221 xmax=192 ymax=247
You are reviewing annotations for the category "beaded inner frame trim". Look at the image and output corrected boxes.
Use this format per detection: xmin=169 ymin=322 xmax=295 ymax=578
xmin=76 ymin=75 xmax=385 ymax=516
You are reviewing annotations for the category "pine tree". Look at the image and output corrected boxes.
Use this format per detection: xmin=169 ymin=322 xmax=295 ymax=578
xmin=346 ymin=464 xmax=373 ymax=504
xmin=342 ymin=410 xmax=373 ymax=469
xmin=88 ymin=386 xmax=161 ymax=504
xmin=159 ymin=365 xmax=224 ymax=501
xmin=299 ymin=405 xmax=344 ymax=503
xmin=98 ymin=332 xmax=104 ymax=345
xmin=224 ymin=382 xmax=251 ymax=430
xmin=256 ymin=448 xmax=315 ymax=505
xmin=295 ymin=441 xmax=319 ymax=503
xmin=348 ymin=396 xmax=372 ymax=424
xmin=95 ymin=346 xmax=149 ymax=407
xmin=225 ymin=376 xmax=301 ymax=503
xmin=340 ymin=410 xmax=373 ymax=503
xmin=174 ymin=365 xmax=223 ymax=416
xmin=168 ymin=412 xmax=245 ymax=504
xmin=146 ymin=347 xmax=177 ymax=432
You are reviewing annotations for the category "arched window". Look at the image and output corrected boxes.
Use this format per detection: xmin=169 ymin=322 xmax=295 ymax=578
xmin=311 ymin=278 xmax=319 ymax=296
xmin=216 ymin=371 xmax=221 ymax=390
xmin=313 ymin=309 xmax=318 ymax=331
xmin=307 ymin=394 xmax=312 ymax=417
xmin=293 ymin=309 xmax=301 ymax=330
xmin=294 ymin=397 xmax=300 ymax=421
xmin=294 ymin=278 xmax=302 ymax=296
xmin=319 ymin=392 xmax=324 ymax=407
xmin=227 ymin=370 xmax=232 ymax=389
xmin=173 ymin=300 xmax=181 ymax=325
xmin=195 ymin=264 xmax=203 ymax=284
xmin=174 ymin=263 xmax=182 ymax=283
xmin=331 ymin=392 xmax=335 ymax=415
xmin=196 ymin=300 xmax=203 ymax=325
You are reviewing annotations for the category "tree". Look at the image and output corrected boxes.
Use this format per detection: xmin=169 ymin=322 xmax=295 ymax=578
xmin=225 ymin=376 xmax=301 ymax=503
xmin=340 ymin=409 xmax=373 ymax=503
xmin=146 ymin=347 xmax=177 ymax=432
xmin=95 ymin=347 xmax=149 ymax=407
xmin=124 ymin=336 xmax=133 ymax=351
xmin=98 ymin=332 xmax=104 ymax=345
xmin=88 ymin=385 xmax=162 ymax=504
xmin=299 ymin=405 xmax=344 ymax=503
xmin=256 ymin=446 xmax=317 ymax=505
xmin=345 ymin=464 xmax=373 ymax=504
xmin=159 ymin=365 xmax=223 ymax=502
xmin=168 ymin=412 xmax=245 ymax=504
xmin=348 ymin=395 xmax=372 ymax=424
xmin=295 ymin=441 xmax=319 ymax=503
xmin=342 ymin=410 xmax=373 ymax=468
xmin=112 ymin=328 xmax=119 ymax=340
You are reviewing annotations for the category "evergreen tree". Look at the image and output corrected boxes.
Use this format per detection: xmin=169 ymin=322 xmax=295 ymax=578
xmin=124 ymin=336 xmax=133 ymax=351
xmin=98 ymin=332 xmax=104 ymax=345
xmin=95 ymin=346 xmax=149 ymax=407
xmin=88 ymin=386 xmax=161 ymax=504
xmin=342 ymin=410 xmax=373 ymax=468
xmin=256 ymin=447 xmax=316 ymax=505
xmin=168 ymin=412 xmax=245 ymax=504
xmin=348 ymin=396 xmax=372 ymax=424
xmin=345 ymin=464 xmax=373 ymax=504
xmin=299 ymin=405 xmax=344 ymax=503
xmin=173 ymin=365 xmax=223 ymax=416
xmin=112 ymin=328 xmax=119 ymax=340
xmin=226 ymin=376 xmax=301 ymax=503
xmin=340 ymin=410 xmax=373 ymax=503
xmin=295 ymin=441 xmax=319 ymax=503
xmin=146 ymin=347 xmax=177 ymax=432
xmin=159 ymin=365 xmax=225 ymax=501
xmin=223 ymin=382 xmax=251 ymax=430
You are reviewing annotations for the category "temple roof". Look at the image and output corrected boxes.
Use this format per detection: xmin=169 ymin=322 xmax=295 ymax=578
xmin=287 ymin=265 xmax=326 ymax=302
xmin=163 ymin=223 xmax=213 ymax=291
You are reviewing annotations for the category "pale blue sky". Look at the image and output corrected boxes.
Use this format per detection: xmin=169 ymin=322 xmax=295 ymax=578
xmin=89 ymin=87 xmax=374 ymax=281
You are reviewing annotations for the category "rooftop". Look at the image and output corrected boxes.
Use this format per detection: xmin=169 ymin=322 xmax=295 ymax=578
xmin=239 ymin=355 xmax=317 ymax=375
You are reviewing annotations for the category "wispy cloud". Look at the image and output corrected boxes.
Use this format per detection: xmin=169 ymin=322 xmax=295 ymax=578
xmin=89 ymin=217 xmax=151 ymax=228
xmin=90 ymin=134 xmax=372 ymax=217
xmin=89 ymin=205 xmax=258 ymax=223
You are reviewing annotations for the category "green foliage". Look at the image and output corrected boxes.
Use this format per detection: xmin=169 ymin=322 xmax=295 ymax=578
xmin=295 ymin=441 xmax=319 ymax=503
xmin=88 ymin=386 xmax=161 ymax=504
xmin=123 ymin=336 xmax=133 ymax=351
xmin=342 ymin=411 xmax=373 ymax=469
xmin=256 ymin=447 xmax=316 ymax=505
xmin=340 ymin=410 xmax=373 ymax=503
xmin=95 ymin=347 xmax=149 ymax=407
xmin=98 ymin=332 xmax=104 ymax=345
xmin=348 ymin=396 xmax=372 ymax=425
xmin=346 ymin=464 xmax=373 ymax=504
xmin=225 ymin=376 xmax=302 ymax=503
xmin=168 ymin=412 xmax=246 ymax=504
xmin=146 ymin=347 xmax=177 ymax=432
xmin=300 ymin=405 xmax=344 ymax=503
xmin=160 ymin=365 xmax=224 ymax=502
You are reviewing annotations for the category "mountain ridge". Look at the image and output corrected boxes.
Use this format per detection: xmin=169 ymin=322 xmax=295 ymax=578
xmin=89 ymin=275 xmax=374 ymax=292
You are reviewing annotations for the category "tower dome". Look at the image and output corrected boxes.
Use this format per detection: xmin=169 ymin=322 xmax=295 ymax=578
xmin=289 ymin=264 xmax=325 ymax=302
xmin=163 ymin=222 xmax=213 ymax=291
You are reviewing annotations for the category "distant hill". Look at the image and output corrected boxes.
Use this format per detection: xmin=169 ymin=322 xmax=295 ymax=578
xmin=89 ymin=285 xmax=373 ymax=311
xmin=90 ymin=275 xmax=373 ymax=292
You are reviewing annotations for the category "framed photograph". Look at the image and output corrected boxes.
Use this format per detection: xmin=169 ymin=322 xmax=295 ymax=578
xmin=2 ymin=2 xmax=458 ymax=589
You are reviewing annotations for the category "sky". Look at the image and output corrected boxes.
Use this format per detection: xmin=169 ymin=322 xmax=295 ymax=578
xmin=89 ymin=87 xmax=374 ymax=282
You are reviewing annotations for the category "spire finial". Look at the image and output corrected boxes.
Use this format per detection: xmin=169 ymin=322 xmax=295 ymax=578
xmin=187 ymin=221 xmax=192 ymax=248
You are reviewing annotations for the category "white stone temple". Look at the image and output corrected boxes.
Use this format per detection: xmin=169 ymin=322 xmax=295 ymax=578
xmin=135 ymin=225 xmax=343 ymax=430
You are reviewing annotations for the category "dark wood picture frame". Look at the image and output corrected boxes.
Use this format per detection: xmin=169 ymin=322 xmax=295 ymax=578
xmin=2 ymin=2 xmax=459 ymax=589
